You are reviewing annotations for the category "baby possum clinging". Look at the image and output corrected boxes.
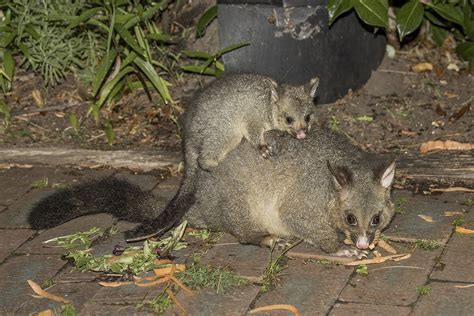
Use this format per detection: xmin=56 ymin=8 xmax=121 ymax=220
xmin=184 ymin=73 xmax=319 ymax=172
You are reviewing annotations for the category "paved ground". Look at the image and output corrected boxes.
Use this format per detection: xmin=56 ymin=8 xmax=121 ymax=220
xmin=0 ymin=166 xmax=473 ymax=315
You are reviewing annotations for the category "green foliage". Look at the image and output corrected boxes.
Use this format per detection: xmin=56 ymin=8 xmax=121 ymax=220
xmin=397 ymin=0 xmax=424 ymax=41
xmin=0 ymin=98 xmax=11 ymax=127
xmin=31 ymin=177 xmax=49 ymax=189
xmin=182 ymin=43 xmax=249 ymax=77
xmin=196 ymin=5 xmax=217 ymax=38
xmin=394 ymin=197 xmax=408 ymax=214
xmin=187 ymin=229 xmax=211 ymax=241
xmin=65 ymin=0 xmax=173 ymax=110
xmin=353 ymin=0 xmax=389 ymax=29
xmin=0 ymin=0 xmax=104 ymax=87
xmin=416 ymin=285 xmax=432 ymax=295
xmin=414 ymin=239 xmax=441 ymax=251
xmin=327 ymin=0 xmax=474 ymax=67
xmin=43 ymin=227 xmax=105 ymax=250
xmin=356 ymin=264 xmax=369 ymax=276
xmin=452 ymin=216 xmax=465 ymax=226
xmin=60 ymin=222 xmax=187 ymax=275
xmin=178 ymin=265 xmax=248 ymax=293
xmin=60 ymin=304 xmax=77 ymax=316
xmin=138 ymin=286 xmax=172 ymax=314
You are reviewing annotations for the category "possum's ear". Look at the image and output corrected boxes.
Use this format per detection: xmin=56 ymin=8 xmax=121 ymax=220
xmin=327 ymin=161 xmax=353 ymax=189
xmin=378 ymin=160 xmax=396 ymax=189
xmin=270 ymin=79 xmax=279 ymax=102
xmin=307 ymin=77 xmax=319 ymax=100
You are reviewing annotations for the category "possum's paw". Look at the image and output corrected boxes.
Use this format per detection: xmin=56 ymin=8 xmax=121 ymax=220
xmin=260 ymin=235 xmax=291 ymax=249
xmin=333 ymin=249 xmax=368 ymax=259
xmin=259 ymin=141 xmax=279 ymax=159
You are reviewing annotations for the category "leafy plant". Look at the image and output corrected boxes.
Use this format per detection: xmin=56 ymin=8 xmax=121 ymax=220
xmin=416 ymin=285 xmax=432 ymax=295
xmin=31 ymin=177 xmax=49 ymax=189
xmin=66 ymin=0 xmax=174 ymax=112
xmin=414 ymin=238 xmax=441 ymax=250
xmin=394 ymin=197 xmax=408 ymax=214
xmin=356 ymin=264 xmax=369 ymax=276
xmin=177 ymin=265 xmax=247 ymax=293
xmin=181 ymin=43 xmax=249 ymax=77
xmin=328 ymin=0 xmax=474 ymax=68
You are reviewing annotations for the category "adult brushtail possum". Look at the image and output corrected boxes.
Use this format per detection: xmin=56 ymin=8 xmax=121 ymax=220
xmin=29 ymin=126 xmax=396 ymax=254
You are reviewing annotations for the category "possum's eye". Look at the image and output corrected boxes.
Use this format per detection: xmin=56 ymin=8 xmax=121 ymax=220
xmin=304 ymin=114 xmax=311 ymax=123
xmin=346 ymin=214 xmax=357 ymax=226
xmin=371 ymin=215 xmax=380 ymax=226
xmin=286 ymin=116 xmax=294 ymax=124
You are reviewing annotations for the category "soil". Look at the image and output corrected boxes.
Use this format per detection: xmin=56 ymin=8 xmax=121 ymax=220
xmin=0 ymin=26 xmax=472 ymax=155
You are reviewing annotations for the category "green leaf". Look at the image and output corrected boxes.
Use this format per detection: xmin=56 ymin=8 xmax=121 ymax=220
xmin=17 ymin=43 xmax=29 ymax=58
xmin=96 ymin=66 xmax=135 ymax=108
xmin=196 ymin=5 xmax=217 ymax=38
xmin=456 ymin=41 xmax=474 ymax=62
xmin=353 ymin=0 xmax=389 ymax=29
xmin=396 ymin=0 xmax=424 ymax=41
xmin=217 ymin=42 xmax=250 ymax=56
xmin=24 ymin=25 xmax=40 ymax=40
xmin=145 ymin=33 xmax=174 ymax=42
xmin=67 ymin=7 xmax=102 ymax=30
xmin=0 ymin=98 xmax=11 ymax=124
xmin=2 ymin=50 xmax=14 ymax=81
xmin=181 ymin=64 xmax=217 ymax=76
xmin=68 ymin=113 xmax=79 ymax=132
xmin=427 ymin=3 xmax=464 ymax=26
xmin=132 ymin=57 xmax=171 ymax=103
xmin=92 ymin=48 xmax=117 ymax=97
xmin=424 ymin=11 xmax=446 ymax=27
xmin=115 ymin=24 xmax=145 ymax=57
xmin=182 ymin=50 xmax=212 ymax=59
xmin=428 ymin=22 xmax=449 ymax=46
xmin=465 ymin=20 xmax=474 ymax=41
xmin=0 ymin=29 xmax=16 ymax=48
xmin=103 ymin=120 xmax=115 ymax=145
xmin=327 ymin=0 xmax=354 ymax=26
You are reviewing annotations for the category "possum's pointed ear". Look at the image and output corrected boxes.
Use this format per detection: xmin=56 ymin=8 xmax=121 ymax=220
xmin=376 ymin=160 xmax=396 ymax=189
xmin=270 ymin=79 xmax=279 ymax=102
xmin=327 ymin=161 xmax=353 ymax=189
xmin=306 ymin=77 xmax=319 ymax=100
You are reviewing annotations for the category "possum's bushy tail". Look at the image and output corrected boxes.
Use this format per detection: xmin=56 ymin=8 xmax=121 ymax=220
xmin=28 ymin=177 xmax=195 ymax=240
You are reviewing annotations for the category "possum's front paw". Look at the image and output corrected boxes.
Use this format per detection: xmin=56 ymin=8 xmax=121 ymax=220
xmin=259 ymin=140 xmax=280 ymax=159
xmin=333 ymin=249 xmax=368 ymax=259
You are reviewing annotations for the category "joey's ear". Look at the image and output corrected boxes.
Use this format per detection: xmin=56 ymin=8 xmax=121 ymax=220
xmin=306 ymin=77 xmax=319 ymax=100
xmin=377 ymin=160 xmax=396 ymax=189
xmin=327 ymin=161 xmax=353 ymax=189
xmin=270 ymin=79 xmax=279 ymax=102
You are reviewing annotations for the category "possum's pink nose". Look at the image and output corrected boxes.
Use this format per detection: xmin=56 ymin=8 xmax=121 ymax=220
xmin=296 ymin=130 xmax=306 ymax=139
xmin=356 ymin=236 xmax=369 ymax=249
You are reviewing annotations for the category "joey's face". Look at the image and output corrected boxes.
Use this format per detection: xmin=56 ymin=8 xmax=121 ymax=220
xmin=277 ymin=86 xmax=315 ymax=140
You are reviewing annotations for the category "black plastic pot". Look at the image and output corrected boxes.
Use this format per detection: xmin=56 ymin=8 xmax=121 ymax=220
xmin=218 ymin=0 xmax=386 ymax=103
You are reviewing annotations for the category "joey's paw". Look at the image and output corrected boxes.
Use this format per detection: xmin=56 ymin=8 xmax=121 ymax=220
xmin=259 ymin=142 xmax=279 ymax=159
xmin=333 ymin=249 xmax=368 ymax=259
xmin=259 ymin=144 xmax=272 ymax=159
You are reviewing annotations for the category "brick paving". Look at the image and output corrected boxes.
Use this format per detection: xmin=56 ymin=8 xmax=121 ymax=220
xmin=0 ymin=166 xmax=472 ymax=315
